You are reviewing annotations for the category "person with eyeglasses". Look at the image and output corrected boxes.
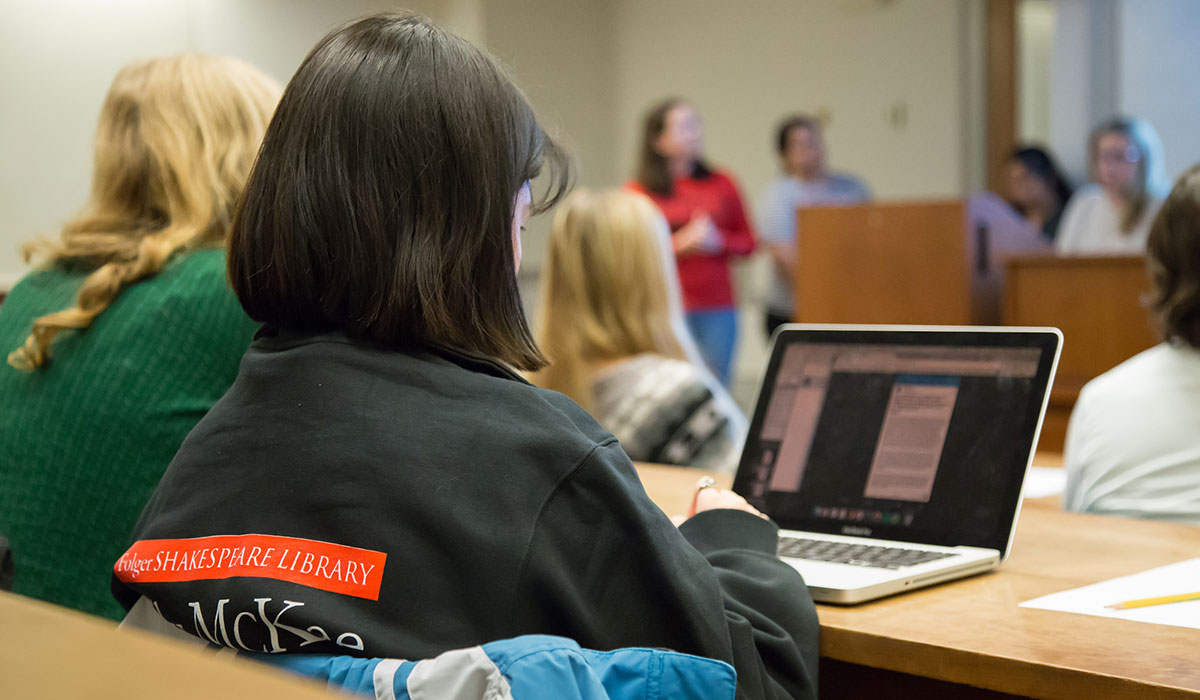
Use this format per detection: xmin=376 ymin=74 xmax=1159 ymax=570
xmin=1056 ymin=118 xmax=1170 ymax=255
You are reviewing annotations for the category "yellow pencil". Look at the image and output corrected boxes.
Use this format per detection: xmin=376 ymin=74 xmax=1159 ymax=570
xmin=1106 ymin=591 xmax=1200 ymax=610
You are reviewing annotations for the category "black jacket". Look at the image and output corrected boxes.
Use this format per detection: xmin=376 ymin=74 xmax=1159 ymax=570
xmin=113 ymin=329 xmax=819 ymax=700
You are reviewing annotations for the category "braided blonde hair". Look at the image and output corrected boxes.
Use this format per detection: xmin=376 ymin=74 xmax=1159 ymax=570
xmin=9 ymin=55 xmax=280 ymax=370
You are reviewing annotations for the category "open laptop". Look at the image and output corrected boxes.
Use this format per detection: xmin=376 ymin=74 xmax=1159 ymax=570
xmin=732 ymin=324 xmax=1061 ymax=604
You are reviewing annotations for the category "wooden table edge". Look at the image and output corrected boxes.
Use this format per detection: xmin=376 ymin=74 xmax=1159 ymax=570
xmin=0 ymin=591 xmax=341 ymax=699
xmin=819 ymin=625 xmax=1196 ymax=699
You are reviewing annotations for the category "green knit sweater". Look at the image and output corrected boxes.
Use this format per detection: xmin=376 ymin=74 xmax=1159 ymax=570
xmin=0 ymin=249 xmax=258 ymax=620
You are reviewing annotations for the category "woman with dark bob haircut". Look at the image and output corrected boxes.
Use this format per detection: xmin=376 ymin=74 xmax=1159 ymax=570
xmin=112 ymin=14 xmax=818 ymax=700
xmin=1064 ymin=163 xmax=1200 ymax=525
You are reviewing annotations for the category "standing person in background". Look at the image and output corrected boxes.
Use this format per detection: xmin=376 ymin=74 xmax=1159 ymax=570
xmin=1005 ymin=145 xmax=1073 ymax=243
xmin=1063 ymin=163 xmax=1200 ymax=525
xmin=758 ymin=115 xmax=869 ymax=338
xmin=1056 ymin=118 xmax=1169 ymax=255
xmin=534 ymin=188 xmax=747 ymax=474
xmin=0 ymin=55 xmax=280 ymax=619
xmin=629 ymin=99 xmax=756 ymax=387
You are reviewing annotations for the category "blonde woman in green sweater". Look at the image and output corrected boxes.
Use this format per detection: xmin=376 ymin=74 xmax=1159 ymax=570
xmin=0 ymin=55 xmax=279 ymax=619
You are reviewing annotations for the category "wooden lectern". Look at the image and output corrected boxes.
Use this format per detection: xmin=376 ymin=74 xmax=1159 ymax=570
xmin=793 ymin=195 xmax=1051 ymax=326
xmin=1004 ymin=255 xmax=1159 ymax=451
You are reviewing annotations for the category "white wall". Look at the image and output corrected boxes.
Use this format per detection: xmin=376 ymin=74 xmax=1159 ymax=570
xmin=0 ymin=0 xmax=984 ymax=288
xmin=187 ymin=0 xmax=418 ymax=84
xmin=0 ymin=0 xmax=470 ymax=289
xmin=1048 ymin=0 xmax=1117 ymax=184
xmin=0 ymin=0 xmax=1023 ymax=412
xmin=1049 ymin=0 xmax=1200 ymax=187
xmin=483 ymin=0 xmax=619 ymax=281
xmin=0 ymin=0 xmax=191 ymax=289
xmin=612 ymin=0 xmax=977 ymax=206
xmin=489 ymin=1 xmax=987 ymax=284
xmin=1117 ymin=0 xmax=1200 ymax=183
xmin=485 ymin=0 xmax=617 ymax=189
xmin=1018 ymin=0 xmax=1055 ymax=145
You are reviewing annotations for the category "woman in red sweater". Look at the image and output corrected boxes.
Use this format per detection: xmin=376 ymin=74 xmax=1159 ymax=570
xmin=628 ymin=98 xmax=755 ymax=386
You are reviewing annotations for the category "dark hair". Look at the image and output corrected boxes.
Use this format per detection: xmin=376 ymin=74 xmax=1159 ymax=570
xmin=635 ymin=97 xmax=711 ymax=196
xmin=228 ymin=13 xmax=571 ymax=371
xmin=1009 ymin=145 xmax=1073 ymax=207
xmin=776 ymin=114 xmax=822 ymax=154
xmin=1146 ymin=163 xmax=1200 ymax=348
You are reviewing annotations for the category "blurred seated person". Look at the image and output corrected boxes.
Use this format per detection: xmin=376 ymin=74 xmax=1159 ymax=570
xmin=0 ymin=55 xmax=279 ymax=619
xmin=1005 ymin=145 xmax=1073 ymax=242
xmin=533 ymin=189 xmax=747 ymax=475
xmin=758 ymin=115 xmax=869 ymax=337
xmin=1064 ymin=163 xmax=1200 ymax=525
xmin=1056 ymin=118 xmax=1169 ymax=255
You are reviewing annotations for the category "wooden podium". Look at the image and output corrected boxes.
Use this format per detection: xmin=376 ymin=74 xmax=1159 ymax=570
xmin=1004 ymin=255 xmax=1159 ymax=451
xmin=793 ymin=196 xmax=1051 ymax=326
xmin=789 ymin=199 xmax=1158 ymax=451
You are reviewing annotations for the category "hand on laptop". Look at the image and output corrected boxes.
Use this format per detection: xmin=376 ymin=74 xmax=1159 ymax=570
xmin=671 ymin=480 xmax=769 ymax=526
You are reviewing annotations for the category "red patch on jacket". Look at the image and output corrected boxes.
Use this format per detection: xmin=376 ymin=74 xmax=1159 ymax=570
xmin=114 ymin=534 xmax=386 ymax=600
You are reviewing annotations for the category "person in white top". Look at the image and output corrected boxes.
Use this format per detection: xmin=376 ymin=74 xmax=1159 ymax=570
xmin=1056 ymin=118 xmax=1169 ymax=255
xmin=1064 ymin=163 xmax=1200 ymax=525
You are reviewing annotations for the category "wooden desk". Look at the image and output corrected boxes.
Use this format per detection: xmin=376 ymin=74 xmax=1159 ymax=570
xmin=0 ymin=592 xmax=340 ymax=700
xmin=636 ymin=462 xmax=1200 ymax=699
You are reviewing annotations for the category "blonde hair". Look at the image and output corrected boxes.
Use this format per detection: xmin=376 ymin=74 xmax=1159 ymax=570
xmin=8 ymin=55 xmax=281 ymax=370
xmin=1088 ymin=117 xmax=1170 ymax=234
xmin=533 ymin=189 xmax=690 ymax=411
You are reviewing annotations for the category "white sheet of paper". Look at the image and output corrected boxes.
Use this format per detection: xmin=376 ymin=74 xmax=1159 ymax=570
xmin=1020 ymin=558 xmax=1200 ymax=630
xmin=1022 ymin=466 xmax=1067 ymax=499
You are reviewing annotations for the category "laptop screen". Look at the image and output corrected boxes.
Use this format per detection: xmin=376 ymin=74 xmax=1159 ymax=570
xmin=733 ymin=327 xmax=1060 ymax=553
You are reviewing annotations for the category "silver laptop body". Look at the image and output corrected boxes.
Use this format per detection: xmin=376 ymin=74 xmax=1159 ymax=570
xmin=733 ymin=324 xmax=1061 ymax=604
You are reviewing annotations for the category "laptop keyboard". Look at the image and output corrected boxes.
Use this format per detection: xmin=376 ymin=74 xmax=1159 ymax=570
xmin=777 ymin=536 xmax=956 ymax=570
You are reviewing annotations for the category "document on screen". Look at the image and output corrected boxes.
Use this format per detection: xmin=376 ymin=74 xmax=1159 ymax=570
xmin=863 ymin=375 xmax=959 ymax=502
